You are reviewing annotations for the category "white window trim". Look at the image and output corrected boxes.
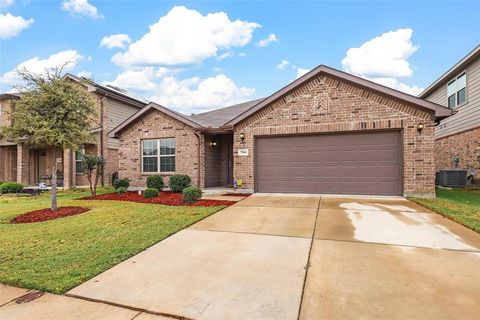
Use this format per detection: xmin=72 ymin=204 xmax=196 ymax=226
xmin=75 ymin=148 xmax=85 ymax=174
xmin=447 ymin=71 xmax=467 ymax=109
xmin=141 ymin=138 xmax=176 ymax=174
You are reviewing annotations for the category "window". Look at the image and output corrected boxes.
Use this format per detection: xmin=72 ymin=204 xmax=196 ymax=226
xmin=447 ymin=72 xmax=466 ymax=108
xmin=75 ymin=149 xmax=85 ymax=174
xmin=142 ymin=139 xmax=176 ymax=173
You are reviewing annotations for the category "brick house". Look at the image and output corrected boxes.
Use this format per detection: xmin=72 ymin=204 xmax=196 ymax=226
xmin=0 ymin=74 xmax=147 ymax=188
xmin=420 ymin=45 xmax=480 ymax=180
xmin=110 ymin=65 xmax=452 ymax=197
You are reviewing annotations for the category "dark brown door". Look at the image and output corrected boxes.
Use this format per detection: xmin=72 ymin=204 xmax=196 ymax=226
xmin=255 ymin=131 xmax=402 ymax=196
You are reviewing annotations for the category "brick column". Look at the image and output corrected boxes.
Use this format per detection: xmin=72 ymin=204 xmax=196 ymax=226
xmin=16 ymin=144 xmax=30 ymax=185
xmin=63 ymin=149 xmax=73 ymax=189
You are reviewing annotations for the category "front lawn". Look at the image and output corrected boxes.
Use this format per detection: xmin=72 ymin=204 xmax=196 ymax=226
xmin=411 ymin=188 xmax=480 ymax=233
xmin=0 ymin=189 xmax=225 ymax=294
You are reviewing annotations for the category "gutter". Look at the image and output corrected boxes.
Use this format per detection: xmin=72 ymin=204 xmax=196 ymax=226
xmin=100 ymin=95 xmax=106 ymax=186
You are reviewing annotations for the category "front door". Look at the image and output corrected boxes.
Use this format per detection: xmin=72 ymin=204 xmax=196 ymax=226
xmin=37 ymin=150 xmax=47 ymax=183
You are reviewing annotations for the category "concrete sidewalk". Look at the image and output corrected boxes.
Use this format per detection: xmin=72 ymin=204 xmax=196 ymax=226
xmin=0 ymin=284 xmax=172 ymax=320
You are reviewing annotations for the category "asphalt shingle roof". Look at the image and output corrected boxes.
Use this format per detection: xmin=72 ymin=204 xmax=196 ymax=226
xmin=189 ymin=98 xmax=265 ymax=128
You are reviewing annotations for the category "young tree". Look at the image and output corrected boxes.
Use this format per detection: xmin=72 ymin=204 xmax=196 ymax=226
xmin=82 ymin=155 xmax=106 ymax=196
xmin=2 ymin=67 xmax=97 ymax=210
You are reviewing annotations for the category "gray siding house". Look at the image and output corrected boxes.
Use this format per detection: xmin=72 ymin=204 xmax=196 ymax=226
xmin=420 ymin=45 xmax=480 ymax=178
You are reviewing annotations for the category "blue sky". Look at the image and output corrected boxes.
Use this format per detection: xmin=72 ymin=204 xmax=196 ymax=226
xmin=1 ymin=0 xmax=479 ymax=114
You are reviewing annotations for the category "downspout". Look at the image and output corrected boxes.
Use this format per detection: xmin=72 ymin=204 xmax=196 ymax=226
xmin=100 ymin=95 xmax=106 ymax=186
xmin=194 ymin=130 xmax=202 ymax=188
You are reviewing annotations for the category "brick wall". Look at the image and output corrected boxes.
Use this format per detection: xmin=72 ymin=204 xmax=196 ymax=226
xmin=117 ymin=109 xmax=204 ymax=188
xmin=435 ymin=127 xmax=480 ymax=176
xmin=232 ymin=74 xmax=436 ymax=198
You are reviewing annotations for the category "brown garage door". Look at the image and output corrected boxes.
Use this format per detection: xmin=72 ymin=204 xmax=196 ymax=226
xmin=255 ymin=131 xmax=402 ymax=195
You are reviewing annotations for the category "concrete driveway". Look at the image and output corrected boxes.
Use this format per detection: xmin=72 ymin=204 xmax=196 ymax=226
xmin=66 ymin=194 xmax=480 ymax=320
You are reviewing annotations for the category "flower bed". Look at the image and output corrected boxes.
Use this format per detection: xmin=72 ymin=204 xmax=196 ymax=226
xmin=11 ymin=207 xmax=90 ymax=224
xmin=80 ymin=191 xmax=236 ymax=207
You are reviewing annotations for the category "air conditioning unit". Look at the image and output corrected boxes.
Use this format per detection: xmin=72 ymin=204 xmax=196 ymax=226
xmin=435 ymin=169 xmax=468 ymax=187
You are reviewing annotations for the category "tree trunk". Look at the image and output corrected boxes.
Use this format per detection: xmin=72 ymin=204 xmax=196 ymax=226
xmin=51 ymin=148 xmax=58 ymax=211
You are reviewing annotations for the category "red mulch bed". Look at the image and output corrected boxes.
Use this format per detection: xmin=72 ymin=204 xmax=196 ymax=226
xmin=11 ymin=206 xmax=90 ymax=224
xmin=222 ymin=193 xmax=252 ymax=197
xmin=80 ymin=191 xmax=236 ymax=207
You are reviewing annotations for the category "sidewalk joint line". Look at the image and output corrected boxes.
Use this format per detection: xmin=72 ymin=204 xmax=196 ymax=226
xmin=296 ymin=196 xmax=322 ymax=320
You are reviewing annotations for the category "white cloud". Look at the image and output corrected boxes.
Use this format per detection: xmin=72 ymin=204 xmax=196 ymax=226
xmin=1 ymin=50 xmax=83 ymax=85
xmin=218 ymin=51 xmax=233 ymax=61
xmin=100 ymin=34 xmax=131 ymax=49
xmin=0 ymin=0 xmax=14 ymax=9
xmin=276 ymin=59 xmax=289 ymax=70
xmin=62 ymin=0 xmax=103 ymax=19
xmin=341 ymin=28 xmax=417 ymax=78
xmin=0 ymin=13 xmax=33 ymax=39
xmin=213 ymin=67 xmax=224 ymax=73
xmin=296 ymin=67 xmax=310 ymax=79
xmin=150 ymin=74 xmax=255 ymax=114
xmin=362 ymin=76 xmax=424 ymax=96
xmin=77 ymin=70 xmax=92 ymax=78
xmin=102 ymin=67 xmax=169 ymax=91
xmin=256 ymin=33 xmax=278 ymax=47
xmin=238 ymin=52 xmax=247 ymax=57
xmin=112 ymin=6 xmax=260 ymax=67
xmin=341 ymin=28 xmax=423 ymax=96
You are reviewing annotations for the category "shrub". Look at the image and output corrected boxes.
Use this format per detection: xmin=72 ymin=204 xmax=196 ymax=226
xmin=147 ymin=175 xmax=164 ymax=190
xmin=169 ymin=174 xmax=191 ymax=192
xmin=0 ymin=182 xmax=24 ymax=194
xmin=143 ymin=188 xmax=159 ymax=198
xmin=111 ymin=171 xmax=119 ymax=186
xmin=116 ymin=187 xmax=127 ymax=194
xmin=113 ymin=178 xmax=129 ymax=189
xmin=182 ymin=186 xmax=202 ymax=203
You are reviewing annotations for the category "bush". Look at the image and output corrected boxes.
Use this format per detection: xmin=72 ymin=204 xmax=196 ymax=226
xmin=113 ymin=178 xmax=129 ymax=189
xmin=147 ymin=175 xmax=164 ymax=190
xmin=116 ymin=187 xmax=127 ymax=194
xmin=182 ymin=186 xmax=202 ymax=203
xmin=143 ymin=188 xmax=159 ymax=198
xmin=111 ymin=172 xmax=119 ymax=186
xmin=169 ymin=174 xmax=191 ymax=192
xmin=0 ymin=182 xmax=24 ymax=194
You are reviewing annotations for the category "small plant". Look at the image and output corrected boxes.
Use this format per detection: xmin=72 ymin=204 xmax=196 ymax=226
xmin=82 ymin=155 xmax=106 ymax=196
xmin=116 ymin=187 xmax=127 ymax=194
xmin=147 ymin=175 xmax=164 ymax=190
xmin=0 ymin=182 xmax=24 ymax=194
xmin=143 ymin=188 xmax=159 ymax=198
xmin=182 ymin=186 xmax=202 ymax=203
xmin=169 ymin=174 xmax=191 ymax=192
xmin=111 ymin=172 xmax=119 ymax=186
xmin=113 ymin=178 xmax=129 ymax=189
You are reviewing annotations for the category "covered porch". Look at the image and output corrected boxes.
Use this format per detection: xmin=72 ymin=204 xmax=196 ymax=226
xmin=12 ymin=143 xmax=98 ymax=188
xmin=204 ymin=133 xmax=234 ymax=189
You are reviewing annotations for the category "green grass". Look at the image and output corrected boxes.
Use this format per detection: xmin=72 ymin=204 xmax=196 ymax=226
xmin=411 ymin=188 xmax=480 ymax=233
xmin=0 ymin=189 xmax=224 ymax=294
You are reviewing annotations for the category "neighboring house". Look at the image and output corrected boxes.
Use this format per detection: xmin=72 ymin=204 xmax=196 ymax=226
xmin=111 ymin=65 xmax=452 ymax=198
xmin=420 ymin=45 xmax=480 ymax=179
xmin=0 ymin=74 xmax=147 ymax=187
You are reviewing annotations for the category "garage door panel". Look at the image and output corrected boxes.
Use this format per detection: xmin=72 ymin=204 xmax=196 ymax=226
xmin=255 ymin=131 xmax=402 ymax=195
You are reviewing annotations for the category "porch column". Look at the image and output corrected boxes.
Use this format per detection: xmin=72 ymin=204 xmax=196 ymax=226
xmin=63 ymin=149 xmax=73 ymax=189
xmin=16 ymin=144 xmax=30 ymax=185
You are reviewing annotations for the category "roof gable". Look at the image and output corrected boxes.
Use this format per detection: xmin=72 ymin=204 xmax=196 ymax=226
xmin=224 ymin=65 xmax=453 ymax=127
xmin=109 ymin=102 xmax=204 ymax=137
